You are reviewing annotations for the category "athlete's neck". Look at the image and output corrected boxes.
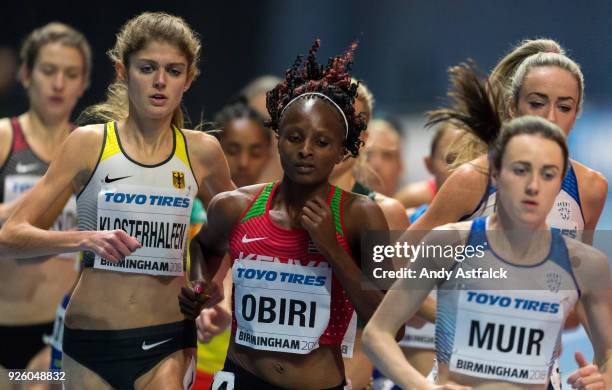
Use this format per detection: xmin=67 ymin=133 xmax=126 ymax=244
xmin=121 ymin=114 xmax=174 ymax=157
xmin=275 ymin=177 xmax=330 ymax=220
xmin=22 ymin=109 xmax=71 ymax=138
xmin=488 ymin=212 xmax=550 ymax=265
xmin=329 ymin=159 xmax=355 ymax=191
xmin=20 ymin=110 xmax=71 ymax=160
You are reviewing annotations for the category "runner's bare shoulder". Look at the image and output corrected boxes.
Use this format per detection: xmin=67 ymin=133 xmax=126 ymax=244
xmin=0 ymin=117 xmax=13 ymax=167
xmin=563 ymin=236 xmax=611 ymax=293
xmin=207 ymin=184 xmax=270 ymax=230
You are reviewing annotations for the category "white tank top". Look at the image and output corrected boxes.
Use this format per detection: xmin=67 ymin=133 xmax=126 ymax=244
xmin=78 ymin=122 xmax=197 ymax=276
xmin=435 ymin=217 xmax=579 ymax=385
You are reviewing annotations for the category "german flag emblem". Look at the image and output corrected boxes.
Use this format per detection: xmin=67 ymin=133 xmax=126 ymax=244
xmin=172 ymin=171 xmax=185 ymax=189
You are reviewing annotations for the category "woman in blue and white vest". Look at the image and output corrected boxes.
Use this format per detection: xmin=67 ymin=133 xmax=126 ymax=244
xmin=363 ymin=116 xmax=612 ymax=390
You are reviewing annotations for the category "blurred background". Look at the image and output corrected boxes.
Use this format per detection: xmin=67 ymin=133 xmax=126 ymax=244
xmin=1 ymin=0 xmax=610 ymax=382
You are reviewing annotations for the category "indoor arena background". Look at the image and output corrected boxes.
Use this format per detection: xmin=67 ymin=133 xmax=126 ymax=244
xmin=1 ymin=0 xmax=611 ymax=383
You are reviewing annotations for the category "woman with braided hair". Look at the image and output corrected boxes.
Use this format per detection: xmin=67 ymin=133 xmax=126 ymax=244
xmin=190 ymin=39 xmax=388 ymax=389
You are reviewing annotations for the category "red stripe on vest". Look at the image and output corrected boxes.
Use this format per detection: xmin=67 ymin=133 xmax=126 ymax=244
xmin=10 ymin=117 xmax=28 ymax=153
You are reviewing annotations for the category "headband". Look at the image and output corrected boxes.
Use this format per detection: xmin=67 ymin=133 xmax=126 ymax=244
xmin=280 ymin=92 xmax=349 ymax=138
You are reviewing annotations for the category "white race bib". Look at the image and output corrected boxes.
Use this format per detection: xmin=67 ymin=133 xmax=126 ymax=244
xmin=233 ymin=259 xmax=332 ymax=354
xmin=43 ymin=299 xmax=66 ymax=351
xmin=50 ymin=302 xmax=66 ymax=351
xmin=401 ymin=322 xmax=436 ymax=349
xmin=53 ymin=195 xmax=77 ymax=232
xmin=401 ymin=290 xmax=437 ymax=350
xmin=450 ymin=290 xmax=562 ymax=384
xmin=54 ymin=195 xmax=78 ymax=260
xmin=94 ymin=184 xmax=192 ymax=276
xmin=4 ymin=174 xmax=39 ymax=202
xmin=341 ymin=311 xmax=357 ymax=358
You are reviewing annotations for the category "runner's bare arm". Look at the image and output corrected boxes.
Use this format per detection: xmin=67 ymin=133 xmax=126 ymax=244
xmin=374 ymin=194 xmax=437 ymax=322
xmin=573 ymin=243 xmax=612 ymax=373
xmin=363 ymin=227 xmax=467 ymax=390
xmin=0 ymin=176 xmax=72 ymax=229
xmin=0 ymin=126 xmax=141 ymax=260
xmin=400 ymin=164 xmax=487 ymax=323
xmin=376 ymin=193 xmax=410 ymax=230
xmin=192 ymin=189 xmax=249 ymax=282
xmin=572 ymin=161 xmax=608 ymax=246
xmin=1 ymin=198 xmax=24 ymax=225
xmin=196 ymin=266 xmax=233 ymax=343
xmin=182 ymin=190 xmax=248 ymax=318
xmin=407 ymin=161 xmax=488 ymax=238
xmin=363 ymin=288 xmax=436 ymax=390
xmin=184 ymin=131 xmax=235 ymax=302
xmin=185 ymin=131 xmax=236 ymax=208
xmin=185 ymin=224 xmax=232 ymax=314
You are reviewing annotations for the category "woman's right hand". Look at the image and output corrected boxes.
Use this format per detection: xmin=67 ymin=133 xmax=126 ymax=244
xmin=196 ymin=304 xmax=232 ymax=343
xmin=82 ymin=229 xmax=141 ymax=262
xmin=567 ymin=352 xmax=608 ymax=390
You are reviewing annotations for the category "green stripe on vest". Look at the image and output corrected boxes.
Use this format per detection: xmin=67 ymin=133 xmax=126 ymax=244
xmin=329 ymin=186 xmax=344 ymax=237
xmin=240 ymin=182 xmax=275 ymax=223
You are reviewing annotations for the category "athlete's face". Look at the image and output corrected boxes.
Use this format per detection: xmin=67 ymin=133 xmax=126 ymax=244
xmin=425 ymin=127 xmax=463 ymax=189
xmin=278 ymin=98 xmax=346 ymax=185
xmin=513 ymin=66 xmax=579 ymax=136
xmin=493 ymin=134 xmax=564 ymax=227
xmin=364 ymin=125 xmax=402 ymax=196
xmin=22 ymin=42 xmax=87 ymax=122
xmin=124 ymin=41 xmax=192 ymax=121
xmin=221 ymin=118 xmax=271 ymax=187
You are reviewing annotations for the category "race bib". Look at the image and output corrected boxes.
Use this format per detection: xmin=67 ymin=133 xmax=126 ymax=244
xmin=4 ymin=174 xmax=40 ymax=202
xmin=94 ymin=184 xmax=192 ymax=276
xmin=401 ymin=322 xmax=436 ymax=349
xmin=401 ymin=290 xmax=436 ymax=350
xmin=450 ymin=290 xmax=562 ymax=384
xmin=53 ymin=195 xmax=77 ymax=232
xmin=43 ymin=298 xmax=67 ymax=351
xmin=341 ymin=311 xmax=357 ymax=358
xmin=54 ymin=195 xmax=78 ymax=260
xmin=233 ymin=259 xmax=332 ymax=354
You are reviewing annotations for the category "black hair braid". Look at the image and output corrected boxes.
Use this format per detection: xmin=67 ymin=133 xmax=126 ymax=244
xmin=266 ymin=39 xmax=367 ymax=157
